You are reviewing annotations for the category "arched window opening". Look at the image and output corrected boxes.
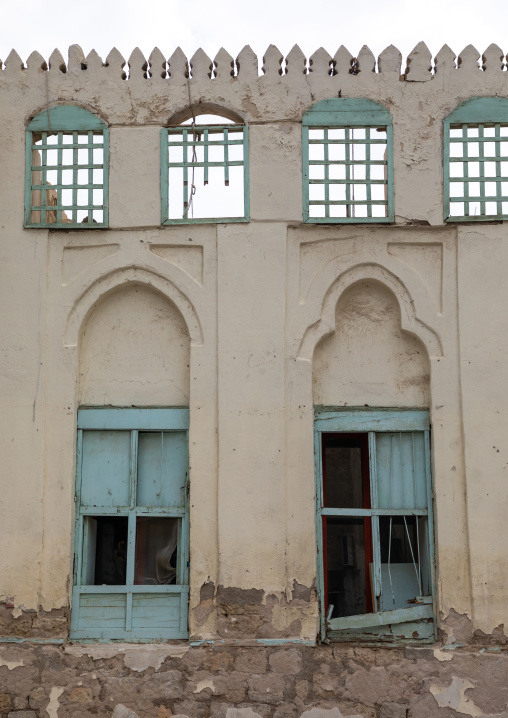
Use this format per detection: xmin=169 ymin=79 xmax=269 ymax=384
xmin=25 ymin=105 xmax=108 ymax=228
xmin=161 ymin=111 xmax=249 ymax=224
xmin=444 ymin=97 xmax=508 ymax=221
xmin=303 ymin=98 xmax=393 ymax=223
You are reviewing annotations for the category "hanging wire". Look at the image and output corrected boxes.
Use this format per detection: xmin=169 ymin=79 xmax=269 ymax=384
xmin=387 ymin=516 xmax=396 ymax=606
xmin=404 ymin=516 xmax=422 ymax=596
xmin=183 ymin=76 xmax=198 ymax=219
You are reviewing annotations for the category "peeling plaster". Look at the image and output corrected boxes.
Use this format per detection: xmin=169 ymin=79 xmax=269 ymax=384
xmin=430 ymin=677 xmax=483 ymax=716
xmin=0 ymin=657 xmax=24 ymax=670
xmin=434 ymin=648 xmax=454 ymax=661
xmin=64 ymin=643 xmax=190 ymax=671
xmin=45 ymin=686 xmax=64 ymax=718
xmin=194 ymin=678 xmax=216 ymax=693
xmin=300 ymin=708 xmax=364 ymax=718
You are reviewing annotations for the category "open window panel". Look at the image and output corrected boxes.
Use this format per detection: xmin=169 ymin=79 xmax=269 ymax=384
xmin=70 ymin=409 xmax=189 ymax=641
xmin=162 ymin=114 xmax=249 ymax=224
xmin=315 ymin=409 xmax=435 ymax=643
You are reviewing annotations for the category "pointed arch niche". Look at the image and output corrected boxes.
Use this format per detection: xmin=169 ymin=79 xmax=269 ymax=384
xmin=78 ymin=282 xmax=190 ymax=407
xmin=312 ymin=279 xmax=430 ymax=407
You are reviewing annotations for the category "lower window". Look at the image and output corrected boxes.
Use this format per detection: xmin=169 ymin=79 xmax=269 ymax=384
xmin=70 ymin=408 xmax=189 ymax=640
xmin=315 ymin=408 xmax=435 ymax=642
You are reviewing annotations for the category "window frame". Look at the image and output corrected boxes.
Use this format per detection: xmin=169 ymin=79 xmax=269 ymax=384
xmin=25 ymin=104 xmax=109 ymax=229
xmin=160 ymin=122 xmax=250 ymax=225
xmin=444 ymin=96 xmax=508 ymax=222
xmin=70 ymin=407 xmax=189 ymax=641
xmin=314 ymin=407 xmax=436 ymax=643
xmin=302 ymin=98 xmax=394 ymax=224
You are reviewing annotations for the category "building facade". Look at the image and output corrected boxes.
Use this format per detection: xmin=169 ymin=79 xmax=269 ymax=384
xmin=0 ymin=41 xmax=507 ymax=718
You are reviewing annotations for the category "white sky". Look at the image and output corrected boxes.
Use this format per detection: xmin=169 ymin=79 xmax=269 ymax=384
xmin=1 ymin=0 xmax=507 ymax=67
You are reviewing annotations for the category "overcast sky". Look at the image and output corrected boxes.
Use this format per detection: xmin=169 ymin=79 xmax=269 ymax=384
xmin=1 ymin=0 xmax=506 ymax=67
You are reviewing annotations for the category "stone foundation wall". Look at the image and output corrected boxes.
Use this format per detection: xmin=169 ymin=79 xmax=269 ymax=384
xmin=1 ymin=642 xmax=507 ymax=718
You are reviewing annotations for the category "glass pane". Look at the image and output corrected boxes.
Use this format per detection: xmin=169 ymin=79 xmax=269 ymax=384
xmin=375 ymin=432 xmax=427 ymax=510
xmin=137 ymin=431 xmax=187 ymax=507
xmin=322 ymin=434 xmax=368 ymax=509
xmin=134 ymin=517 xmax=179 ymax=585
xmin=87 ymin=515 xmax=128 ymax=585
xmin=81 ymin=431 xmax=131 ymax=507
xmin=325 ymin=516 xmax=372 ymax=618
xmin=379 ymin=516 xmax=425 ymax=611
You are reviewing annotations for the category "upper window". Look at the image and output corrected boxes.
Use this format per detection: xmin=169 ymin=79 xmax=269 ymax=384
xmin=445 ymin=97 xmax=508 ymax=222
xmin=70 ymin=408 xmax=189 ymax=640
xmin=303 ymin=99 xmax=394 ymax=223
xmin=25 ymin=105 xmax=108 ymax=228
xmin=315 ymin=408 xmax=435 ymax=642
xmin=161 ymin=113 xmax=249 ymax=224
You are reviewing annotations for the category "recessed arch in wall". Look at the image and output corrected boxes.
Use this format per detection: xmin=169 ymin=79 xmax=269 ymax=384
xmin=65 ymin=266 xmax=203 ymax=349
xmin=298 ymin=263 xmax=442 ymax=363
xmin=78 ymin=280 xmax=191 ymax=407
xmin=312 ymin=278 xmax=431 ymax=408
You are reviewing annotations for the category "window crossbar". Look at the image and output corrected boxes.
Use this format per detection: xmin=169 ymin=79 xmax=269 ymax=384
xmin=305 ymin=125 xmax=389 ymax=221
xmin=447 ymin=121 xmax=508 ymax=219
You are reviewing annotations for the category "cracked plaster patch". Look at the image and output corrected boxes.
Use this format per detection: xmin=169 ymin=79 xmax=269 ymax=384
xmin=64 ymin=643 xmax=189 ymax=672
xmin=45 ymin=686 xmax=64 ymax=718
xmin=301 ymin=709 xmax=364 ymax=718
xmin=0 ymin=656 xmax=24 ymax=670
xmin=434 ymin=648 xmax=453 ymax=661
xmin=430 ymin=677 xmax=483 ymax=716
xmin=194 ymin=678 xmax=215 ymax=693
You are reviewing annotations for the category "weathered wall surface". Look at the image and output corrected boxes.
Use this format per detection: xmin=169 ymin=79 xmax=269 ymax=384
xmin=1 ymin=642 xmax=508 ymax=718
xmin=0 ymin=41 xmax=508 ymax=716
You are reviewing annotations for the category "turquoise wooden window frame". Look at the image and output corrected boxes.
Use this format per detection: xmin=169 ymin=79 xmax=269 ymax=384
xmin=71 ymin=408 xmax=189 ymax=641
xmin=444 ymin=97 xmax=508 ymax=222
xmin=303 ymin=99 xmax=394 ymax=224
xmin=25 ymin=105 xmax=109 ymax=229
xmin=161 ymin=124 xmax=250 ymax=225
xmin=314 ymin=407 xmax=436 ymax=643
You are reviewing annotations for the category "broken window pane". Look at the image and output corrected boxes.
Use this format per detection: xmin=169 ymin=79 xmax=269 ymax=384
xmin=134 ymin=517 xmax=179 ymax=585
xmin=322 ymin=434 xmax=368 ymax=509
xmin=325 ymin=516 xmax=372 ymax=619
xmin=165 ymin=115 xmax=247 ymax=222
xmin=379 ymin=516 xmax=427 ymax=611
xmin=86 ymin=516 xmax=128 ymax=586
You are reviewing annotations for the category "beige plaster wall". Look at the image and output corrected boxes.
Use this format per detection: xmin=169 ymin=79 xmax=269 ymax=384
xmin=0 ymin=43 xmax=507 ymax=641
xmin=79 ymin=283 xmax=190 ymax=406
xmin=313 ymin=280 xmax=430 ymax=408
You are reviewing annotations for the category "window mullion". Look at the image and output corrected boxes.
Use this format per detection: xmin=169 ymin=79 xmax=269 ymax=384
xmin=182 ymin=128 xmax=189 ymax=215
xmin=463 ymin=124 xmax=469 ymax=217
xmin=130 ymin=430 xmax=138 ymax=507
xmin=368 ymin=431 xmax=382 ymax=608
xmin=72 ymin=132 xmax=78 ymax=224
xmin=324 ymin=129 xmax=330 ymax=218
xmin=345 ymin=129 xmax=351 ymax=217
xmin=88 ymin=131 xmax=93 ymax=223
xmin=479 ymin=124 xmax=485 ymax=216
xmin=495 ymin=124 xmax=502 ymax=216
xmin=56 ymin=132 xmax=63 ymax=224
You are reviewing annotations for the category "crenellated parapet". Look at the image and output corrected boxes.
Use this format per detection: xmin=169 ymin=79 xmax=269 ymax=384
xmin=1 ymin=43 xmax=507 ymax=128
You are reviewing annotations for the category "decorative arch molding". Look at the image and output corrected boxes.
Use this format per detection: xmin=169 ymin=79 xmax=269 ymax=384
xmin=65 ymin=266 xmax=204 ymax=348
xmin=298 ymin=263 xmax=443 ymax=361
xmin=166 ymin=103 xmax=245 ymax=126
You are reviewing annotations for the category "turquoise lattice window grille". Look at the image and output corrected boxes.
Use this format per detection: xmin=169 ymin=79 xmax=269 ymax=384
xmin=25 ymin=105 xmax=108 ymax=228
xmin=444 ymin=97 xmax=508 ymax=221
xmin=161 ymin=114 xmax=249 ymax=224
xmin=314 ymin=408 xmax=435 ymax=642
xmin=71 ymin=408 xmax=189 ymax=641
xmin=303 ymin=99 xmax=394 ymax=223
